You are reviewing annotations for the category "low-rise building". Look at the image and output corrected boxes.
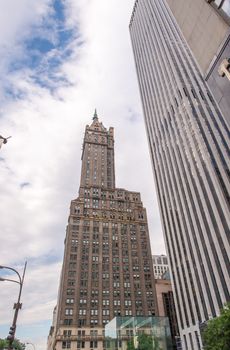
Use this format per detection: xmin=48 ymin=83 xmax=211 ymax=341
xmin=152 ymin=255 xmax=168 ymax=279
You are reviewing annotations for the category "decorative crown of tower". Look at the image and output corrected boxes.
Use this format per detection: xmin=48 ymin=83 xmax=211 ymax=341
xmin=93 ymin=108 xmax=98 ymax=120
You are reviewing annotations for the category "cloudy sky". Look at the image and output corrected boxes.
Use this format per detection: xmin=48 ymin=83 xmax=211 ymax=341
xmin=0 ymin=1 xmax=165 ymax=348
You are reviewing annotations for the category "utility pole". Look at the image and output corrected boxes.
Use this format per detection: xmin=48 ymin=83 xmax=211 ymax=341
xmin=0 ymin=262 xmax=27 ymax=350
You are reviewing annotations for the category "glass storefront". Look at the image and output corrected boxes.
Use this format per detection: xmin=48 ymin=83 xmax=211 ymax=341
xmin=105 ymin=316 xmax=172 ymax=350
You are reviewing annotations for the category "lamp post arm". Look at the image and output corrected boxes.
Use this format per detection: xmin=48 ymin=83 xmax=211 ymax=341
xmin=0 ymin=277 xmax=20 ymax=284
xmin=0 ymin=265 xmax=22 ymax=285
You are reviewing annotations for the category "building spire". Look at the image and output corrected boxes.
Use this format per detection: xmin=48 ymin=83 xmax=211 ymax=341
xmin=93 ymin=108 xmax=98 ymax=120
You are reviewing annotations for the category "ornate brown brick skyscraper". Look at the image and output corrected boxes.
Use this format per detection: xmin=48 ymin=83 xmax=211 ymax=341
xmin=47 ymin=112 xmax=157 ymax=350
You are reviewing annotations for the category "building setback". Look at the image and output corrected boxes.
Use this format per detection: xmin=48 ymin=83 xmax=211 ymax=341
xmin=129 ymin=1 xmax=230 ymax=349
xmin=47 ymin=112 xmax=158 ymax=350
xmin=155 ymin=277 xmax=179 ymax=349
xmin=165 ymin=0 xmax=230 ymax=128
xmin=152 ymin=254 xmax=168 ymax=279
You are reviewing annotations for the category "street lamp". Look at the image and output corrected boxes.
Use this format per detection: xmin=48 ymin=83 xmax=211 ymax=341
xmin=0 ymin=262 xmax=27 ymax=350
xmin=0 ymin=135 xmax=11 ymax=149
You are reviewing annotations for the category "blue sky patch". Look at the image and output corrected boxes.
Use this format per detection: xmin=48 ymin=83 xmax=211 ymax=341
xmin=26 ymin=37 xmax=55 ymax=54
xmin=0 ymin=320 xmax=53 ymax=341
xmin=3 ymin=0 xmax=82 ymax=98
xmin=27 ymin=254 xmax=61 ymax=267
xmin=53 ymin=0 xmax=65 ymax=23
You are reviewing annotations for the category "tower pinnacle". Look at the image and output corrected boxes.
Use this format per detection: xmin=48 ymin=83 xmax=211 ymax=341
xmin=93 ymin=108 xmax=98 ymax=120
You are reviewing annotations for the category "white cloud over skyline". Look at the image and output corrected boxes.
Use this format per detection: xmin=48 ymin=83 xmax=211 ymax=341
xmin=0 ymin=1 xmax=165 ymax=349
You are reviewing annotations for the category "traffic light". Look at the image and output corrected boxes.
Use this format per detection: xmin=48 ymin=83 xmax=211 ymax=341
xmin=7 ymin=326 xmax=16 ymax=341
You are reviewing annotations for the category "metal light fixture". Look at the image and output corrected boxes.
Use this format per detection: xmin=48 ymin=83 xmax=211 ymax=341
xmin=0 ymin=262 xmax=27 ymax=350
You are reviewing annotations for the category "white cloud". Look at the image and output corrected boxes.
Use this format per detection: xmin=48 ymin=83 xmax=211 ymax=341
xmin=0 ymin=0 xmax=165 ymax=348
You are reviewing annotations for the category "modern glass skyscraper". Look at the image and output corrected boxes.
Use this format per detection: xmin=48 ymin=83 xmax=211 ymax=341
xmin=129 ymin=1 xmax=230 ymax=349
xmin=47 ymin=113 xmax=157 ymax=350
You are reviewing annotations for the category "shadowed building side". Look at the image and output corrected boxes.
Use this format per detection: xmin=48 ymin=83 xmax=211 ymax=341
xmin=129 ymin=0 xmax=230 ymax=349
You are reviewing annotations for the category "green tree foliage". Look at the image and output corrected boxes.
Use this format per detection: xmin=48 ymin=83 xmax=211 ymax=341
xmin=127 ymin=339 xmax=135 ymax=350
xmin=137 ymin=333 xmax=154 ymax=350
xmin=202 ymin=302 xmax=230 ymax=350
xmin=126 ymin=333 xmax=163 ymax=350
xmin=0 ymin=339 xmax=25 ymax=350
xmin=0 ymin=339 xmax=7 ymax=350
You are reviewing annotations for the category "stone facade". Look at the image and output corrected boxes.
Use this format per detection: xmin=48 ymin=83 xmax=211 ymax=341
xmin=48 ymin=113 xmax=157 ymax=350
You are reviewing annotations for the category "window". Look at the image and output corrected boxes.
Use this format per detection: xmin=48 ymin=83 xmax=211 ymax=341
xmin=125 ymin=310 xmax=132 ymax=315
xmin=67 ymin=289 xmax=74 ymax=295
xmin=69 ymin=262 xmax=76 ymax=269
xmin=71 ymin=239 xmax=78 ymax=246
xmin=103 ymin=318 xmax=110 ymax=325
xmin=135 ymin=300 xmax=142 ymax=307
xmin=114 ymin=310 xmax=121 ymax=316
xmin=68 ymin=280 xmax=75 ymax=286
xmin=90 ymin=319 xmax=98 ymax=325
xmin=91 ymin=299 xmax=98 ymax=307
xmin=66 ymin=298 xmax=74 ymax=304
xmin=90 ymin=341 xmax=98 ymax=348
xmin=92 ymin=272 xmax=99 ymax=279
xmin=63 ymin=330 xmax=72 ymax=337
xmin=103 ymin=290 xmax=109 ymax=296
xmin=78 ymin=319 xmax=86 ymax=327
xmin=90 ymin=330 xmax=98 ymax=337
xmin=92 ymin=280 xmax=99 ymax=287
xmin=124 ymin=290 xmax=131 ymax=297
xmin=113 ymin=282 xmax=120 ymax=287
xmin=65 ymin=309 xmax=73 ymax=315
xmin=80 ymin=280 xmax=88 ymax=287
xmin=64 ymin=319 xmax=73 ymax=325
xmin=77 ymin=341 xmax=85 ymax=348
xmin=80 ymin=290 xmax=87 ymax=297
xmin=91 ymin=309 xmax=98 ymax=315
xmin=113 ymin=273 xmax=120 ymax=280
xmin=79 ymin=309 xmax=86 ymax=315
xmin=62 ymin=341 xmax=71 ymax=349
xmin=136 ymin=310 xmax=143 ymax=316
xmin=78 ymin=330 xmax=85 ymax=337
xmin=102 ymin=309 xmax=110 ymax=315
xmin=91 ymin=290 xmax=99 ymax=296
xmin=70 ymin=254 xmax=77 ymax=260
